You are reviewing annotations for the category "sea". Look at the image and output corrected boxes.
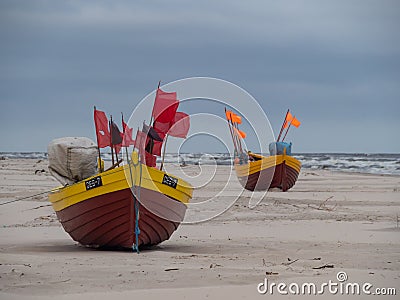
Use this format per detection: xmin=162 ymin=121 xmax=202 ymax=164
xmin=1 ymin=152 xmax=400 ymax=176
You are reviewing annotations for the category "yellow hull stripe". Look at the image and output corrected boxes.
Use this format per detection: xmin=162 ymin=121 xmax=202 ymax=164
xmin=235 ymin=154 xmax=301 ymax=177
xmin=48 ymin=153 xmax=193 ymax=212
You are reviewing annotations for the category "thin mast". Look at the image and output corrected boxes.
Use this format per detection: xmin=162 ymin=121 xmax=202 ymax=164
xmin=277 ymin=109 xmax=289 ymax=142
xmin=109 ymin=117 xmax=115 ymax=166
xmin=225 ymin=108 xmax=239 ymax=155
xmin=149 ymin=80 xmax=161 ymax=126
xmin=160 ymin=134 xmax=169 ymax=171
xmin=281 ymin=116 xmax=294 ymax=142
xmin=232 ymin=121 xmax=244 ymax=154
xmin=147 ymin=81 xmax=161 ymax=156
xmin=94 ymin=106 xmax=103 ymax=172
xmin=121 ymin=112 xmax=129 ymax=163
xmin=110 ymin=115 xmax=119 ymax=164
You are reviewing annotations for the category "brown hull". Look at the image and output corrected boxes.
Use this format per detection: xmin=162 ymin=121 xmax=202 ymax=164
xmin=56 ymin=187 xmax=187 ymax=249
xmin=238 ymin=161 xmax=299 ymax=192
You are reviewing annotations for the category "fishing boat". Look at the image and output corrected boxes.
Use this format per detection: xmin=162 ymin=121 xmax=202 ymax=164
xmin=225 ymin=109 xmax=301 ymax=192
xmin=48 ymin=151 xmax=192 ymax=249
xmin=234 ymin=150 xmax=301 ymax=191
xmin=48 ymin=85 xmax=192 ymax=250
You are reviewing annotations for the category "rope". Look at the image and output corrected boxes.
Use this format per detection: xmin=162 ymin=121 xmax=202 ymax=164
xmin=124 ymin=148 xmax=139 ymax=253
xmin=128 ymin=149 xmax=142 ymax=254
xmin=0 ymin=190 xmax=52 ymax=206
xmin=132 ymin=156 xmax=142 ymax=254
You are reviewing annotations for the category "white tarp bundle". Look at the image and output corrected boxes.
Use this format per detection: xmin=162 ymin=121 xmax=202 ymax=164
xmin=48 ymin=137 xmax=98 ymax=185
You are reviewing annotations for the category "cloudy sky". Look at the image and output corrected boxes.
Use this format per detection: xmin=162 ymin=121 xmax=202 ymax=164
xmin=1 ymin=0 xmax=399 ymax=153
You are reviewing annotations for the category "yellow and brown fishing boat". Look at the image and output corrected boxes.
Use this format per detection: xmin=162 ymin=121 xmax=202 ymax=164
xmin=48 ymin=151 xmax=192 ymax=249
xmin=234 ymin=151 xmax=301 ymax=191
xmin=225 ymin=108 xmax=301 ymax=192
xmin=48 ymin=85 xmax=193 ymax=250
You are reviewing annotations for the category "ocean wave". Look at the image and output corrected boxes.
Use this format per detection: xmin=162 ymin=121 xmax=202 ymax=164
xmin=1 ymin=152 xmax=399 ymax=175
xmin=0 ymin=152 xmax=48 ymax=159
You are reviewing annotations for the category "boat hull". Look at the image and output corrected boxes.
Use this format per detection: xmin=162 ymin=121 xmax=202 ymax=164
xmin=56 ymin=187 xmax=186 ymax=248
xmin=235 ymin=154 xmax=301 ymax=192
xmin=48 ymin=153 xmax=192 ymax=249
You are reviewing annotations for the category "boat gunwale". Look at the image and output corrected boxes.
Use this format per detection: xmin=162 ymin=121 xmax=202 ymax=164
xmin=48 ymin=162 xmax=193 ymax=212
xmin=50 ymin=162 xmax=191 ymax=194
xmin=235 ymin=154 xmax=301 ymax=177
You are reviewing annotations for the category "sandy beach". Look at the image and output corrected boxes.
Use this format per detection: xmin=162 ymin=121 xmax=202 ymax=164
xmin=0 ymin=158 xmax=399 ymax=299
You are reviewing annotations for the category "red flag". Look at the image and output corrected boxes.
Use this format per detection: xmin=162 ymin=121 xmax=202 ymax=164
xmin=154 ymin=112 xmax=190 ymax=138
xmin=110 ymin=121 xmax=123 ymax=154
xmin=144 ymin=151 xmax=157 ymax=167
xmin=142 ymin=123 xmax=163 ymax=142
xmin=133 ymin=129 xmax=147 ymax=153
xmin=111 ymin=121 xmax=122 ymax=145
xmin=114 ymin=143 xmax=122 ymax=155
xmin=94 ymin=109 xmax=110 ymax=148
xmin=152 ymin=88 xmax=179 ymax=123
xmin=168 ymin=112 xmax=190 ymax=138
xmin=152 ymin=140 xmax=163 ymax=156
xmin=122 ymin=120 xmax=134 ymax=147
xmin=153 ymin=120 xmax=170 ymax=138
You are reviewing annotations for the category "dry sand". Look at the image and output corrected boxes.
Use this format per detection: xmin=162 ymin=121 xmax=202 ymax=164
xmin=0 ymin=158 xmax=399 ymax=299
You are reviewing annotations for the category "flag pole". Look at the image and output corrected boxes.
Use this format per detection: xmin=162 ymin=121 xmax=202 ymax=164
xmin=94 ymin=106 xmax=103 ymax=173
xmin=132 ymin=126 xmax=142 ymax=254
xmin=231 ymin=120 xmax=239 ymax=152
xmin=228 ymin=110 xmax=243 ymax=154
xmin=149 ymin=80 xmax=161 ymax=126
xmin=122 ymin=112 xmax=129 ymax=163
xmin=143 ymin=120 xmax=155 ymax=155
xmin=225 ymin=108 xmax=239 ymax=155
xmin=281 ymin=117 xmax=294 ymax=142
xmin=160 ymin=134 xmax=169 ymax=171
xmin=109 ymin=117 xmax=115 ymax=166
xmin=233 ymin=121 xmax=244 ymax=154
xmin=277 ymin=109 xmax=289 ymax=142
xmin=147 ymin=81 xmax=161 ymax=155
xmin=110 ymin=115 xmax=119 ymax=164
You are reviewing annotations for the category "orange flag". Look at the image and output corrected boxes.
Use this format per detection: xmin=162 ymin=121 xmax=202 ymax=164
xmin=225 ymin=110 xmax=233 ymax=121
xmin=231 ymin=113 xmax=242 ymax=124
xmin=291 ymin=116 xmax=301 ymax=128
xmin=225 ymin=110 xmax=242 ymax=124
xmin=234 ymin=127 xmax=246 ymax=139
xmin=238 ymin=129 xmax=246 ymax=138
xmin=284 ymin=112 xmax=293 ymax=128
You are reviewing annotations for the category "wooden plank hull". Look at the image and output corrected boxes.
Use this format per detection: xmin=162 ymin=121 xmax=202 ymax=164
xmin=235 ymin=154 xmax=301 ymax=192
xmin=48 ymin=153 xmax=192 ymax=249
xmin=56 ymin=187 xmax=186 ymax=248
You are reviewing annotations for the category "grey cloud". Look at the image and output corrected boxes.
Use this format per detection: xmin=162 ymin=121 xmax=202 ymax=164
xmin=0 ymin=0 xmax=399 ymax=152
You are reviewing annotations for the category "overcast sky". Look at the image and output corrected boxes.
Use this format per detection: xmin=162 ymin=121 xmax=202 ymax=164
xmin=0 ymin=0 xmax=399 ymax=153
